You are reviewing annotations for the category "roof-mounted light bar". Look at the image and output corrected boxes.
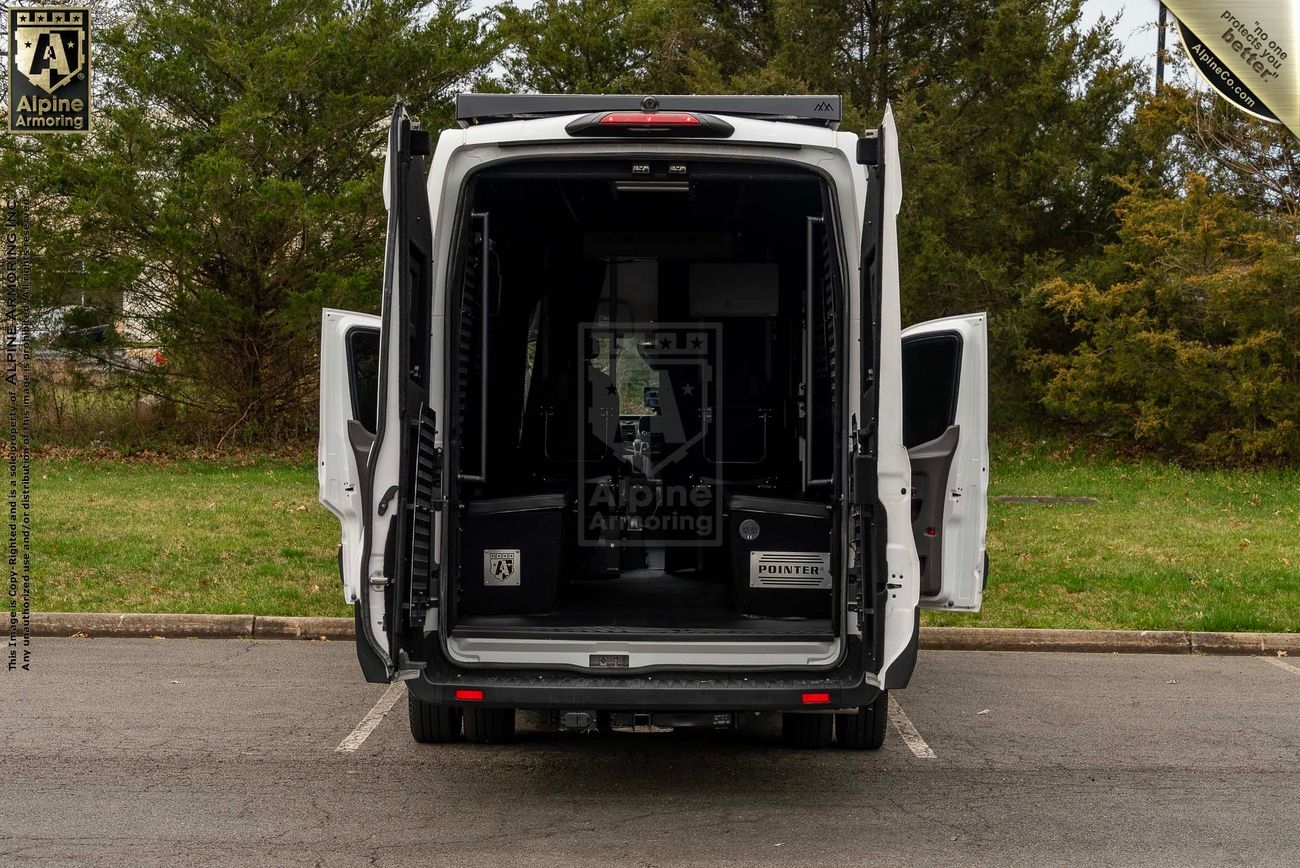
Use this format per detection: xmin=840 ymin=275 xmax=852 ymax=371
xmin=601 ymin=111 xmax=699 ymax=127
xmin=455 ymin=93 xmax=842 ymax=129
xmin=565 ymin=110 xmax=734 ymax=138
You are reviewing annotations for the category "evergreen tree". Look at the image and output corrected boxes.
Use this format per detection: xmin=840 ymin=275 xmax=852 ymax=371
xmin=1027 ymin=173 xmax=1300 ymax=463
xmin=492 ymin=0 xmax=1144 ymax=419
xmin=29 ymin=0 xmax=494 ymax=440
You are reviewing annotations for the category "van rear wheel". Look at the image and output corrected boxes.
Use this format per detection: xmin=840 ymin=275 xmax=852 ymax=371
xmin=835 ymin=689 xmax=888 ymax=750
xmin=464 ymin=707 xmax=516 ymax=744
xmin=781 ymin=712 xmax=834 ymax=748
xmin=408 ymin=691 xmax=462 ymax=744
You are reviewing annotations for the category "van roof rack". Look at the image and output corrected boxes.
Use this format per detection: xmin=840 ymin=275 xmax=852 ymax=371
xmin=455 ymin=93 xmax=842 ymax=129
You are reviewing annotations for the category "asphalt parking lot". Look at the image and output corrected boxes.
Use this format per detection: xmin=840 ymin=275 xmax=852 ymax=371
xmin=2 ymin=639 xmax=1298 ymax=866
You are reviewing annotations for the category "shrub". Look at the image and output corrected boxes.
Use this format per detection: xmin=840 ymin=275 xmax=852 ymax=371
xmin=1025 ymin=174 xmax=1300 ymax=464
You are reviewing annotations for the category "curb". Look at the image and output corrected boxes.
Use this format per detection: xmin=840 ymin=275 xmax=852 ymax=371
xmin=26 ymin=613 xmax=1300 ymax=655
xmin=918 ymin=627 xmax=1195 ymax=654
xmin=919 ymin=627 xmax=1300 ymax=655
xmin=32 ymin=612 xmax=257 ymax=639
xmin=253 ymin=616 xmax=354 ymax=640
xmin=28 ymin=612 xmax=345 ymax=641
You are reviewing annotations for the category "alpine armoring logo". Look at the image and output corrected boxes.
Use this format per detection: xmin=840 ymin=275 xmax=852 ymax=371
xmin=8 ymin=7 xmax=92 ymax=133
xmin=578 ymin=322 xmax=723 ymax=549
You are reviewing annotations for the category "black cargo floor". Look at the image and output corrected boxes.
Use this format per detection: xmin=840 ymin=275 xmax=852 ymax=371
xmin=453 ymin=571 xmax=834 ymax=640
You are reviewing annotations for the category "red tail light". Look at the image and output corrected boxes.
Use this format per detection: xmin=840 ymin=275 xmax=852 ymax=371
xmin=566 ymin=111 xmax=733 ymax=138
xmin=801 ymin=692 xmax=831 ymax=705
xmin=599 ymin=111 xmax=701 ymax=127
xmin=454 ymin=689 xmax=484 ymax=702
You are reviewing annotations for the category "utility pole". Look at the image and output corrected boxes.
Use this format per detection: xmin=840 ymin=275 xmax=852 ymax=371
xmin=1155 ymin=2 xmax=1168 ymax=93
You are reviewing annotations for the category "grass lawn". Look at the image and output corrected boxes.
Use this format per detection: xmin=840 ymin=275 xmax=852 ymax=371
xmin=38 ymin=455 xmax=350 ymax=618
xmin=34 ymin=446 xmax=1300 ymax=631
xmin=925 ymin=443 xmax=1300 ymax=632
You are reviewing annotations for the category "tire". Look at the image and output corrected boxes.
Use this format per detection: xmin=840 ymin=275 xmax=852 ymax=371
xmin=835 ymin=689 xmax=888 ymax=750
xmin=463 ymin=706 xmax=516 ymax=744
xmin=408 ymin=691 xmax=462 ymax=744
xmin=781 ymin=712 xmax=834 ymax=748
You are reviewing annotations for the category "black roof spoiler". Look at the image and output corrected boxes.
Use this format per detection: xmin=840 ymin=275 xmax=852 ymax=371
xmin=455 ymin=93 xmax=842 ymax=130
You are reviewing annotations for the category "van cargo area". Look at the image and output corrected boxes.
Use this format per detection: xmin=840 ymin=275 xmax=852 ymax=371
xmin=445 ymin=159 xmax=844 ymax=641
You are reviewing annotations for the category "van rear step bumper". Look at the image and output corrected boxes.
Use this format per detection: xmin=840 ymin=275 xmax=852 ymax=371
xmin=450 ymin=619 xmax=834 ymax=642
xmin=407 ymin=667 xmax=876 ymax=711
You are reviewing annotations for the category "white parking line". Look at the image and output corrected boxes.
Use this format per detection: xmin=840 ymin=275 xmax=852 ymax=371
xmin=1262 ymin=656 xmax=1300 ymax=677
xmin=335 ymin=682 xmax=405 ymax=753
xmin=888 ymin=694 xmax=936 ymax=759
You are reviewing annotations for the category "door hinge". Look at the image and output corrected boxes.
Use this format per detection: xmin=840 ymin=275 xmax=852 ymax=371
xmin=410 ymin=592 xmax=436 ymax=625
xmin=855 ymin=420 xmax=876 ymax=456
xmin=846 ymin=564 xmax=866 ymax=630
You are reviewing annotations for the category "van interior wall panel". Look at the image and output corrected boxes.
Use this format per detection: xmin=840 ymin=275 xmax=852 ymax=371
xmin=456 ymin=218 xmax=484 ymax=481
xmin=806 ymin=217 xmax=837 ymax=487
xmin=446 ymin=160 xmax=848 ymax=639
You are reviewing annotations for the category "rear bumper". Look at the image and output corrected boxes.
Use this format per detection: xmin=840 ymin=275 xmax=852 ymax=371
xmin=406 ymin=636 xmax=876 ymax=711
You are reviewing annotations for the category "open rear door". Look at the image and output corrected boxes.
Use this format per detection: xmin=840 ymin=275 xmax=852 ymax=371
xmin=318 ymin=308 xmax=381 ymax=644
xmin=901 ymin=314 xmax=988 ymax=610
xmin=321 ymin=103 xmax=436 ymax=682
xmin=361 ymin=102 xmax=437 ymax=680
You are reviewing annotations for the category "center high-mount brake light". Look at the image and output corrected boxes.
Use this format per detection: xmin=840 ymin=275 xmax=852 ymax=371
xmin=599 ymin=111 xmax=700 ymax=127
xmin=566 ymin=110 xmax=734 ymax=138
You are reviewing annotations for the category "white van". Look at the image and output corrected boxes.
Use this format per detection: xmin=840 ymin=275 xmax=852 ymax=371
xmin=319 ymin=94 xmax=988 ymax=749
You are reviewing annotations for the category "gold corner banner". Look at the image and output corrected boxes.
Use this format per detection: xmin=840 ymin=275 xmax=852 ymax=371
xmin=1164 ymin=1 xmax=1299 ymax=135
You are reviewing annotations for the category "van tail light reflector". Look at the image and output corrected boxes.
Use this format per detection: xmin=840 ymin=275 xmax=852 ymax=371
xmin=566 ymin=111 xmax=734 ymax=138
xmin=599 ymin=111 xmax=700 ymax=126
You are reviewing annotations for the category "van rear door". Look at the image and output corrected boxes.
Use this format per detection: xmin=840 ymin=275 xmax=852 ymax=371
xmin=902 ymin=314 xmax=989 ymax=610
xmin=319 ymin=103 xmax=435 ymax=680
xmin=360 ymin=102 xmax=437 ymax=679
xmin=318 ymin=308 xmax=381 ymax=658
